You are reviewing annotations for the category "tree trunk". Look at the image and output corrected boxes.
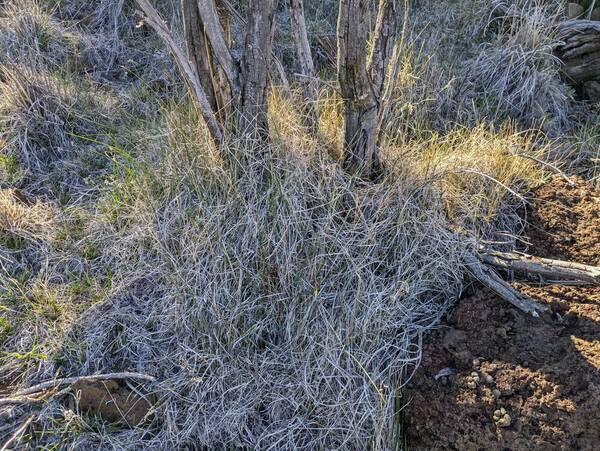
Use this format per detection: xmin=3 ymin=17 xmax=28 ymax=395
xmin=136 ymin=0 xmax=223 ymax=145
xmin=369 ymin=0 xmax=399 ymax=103
xmin=288 ymin=0 xmax=317 ymax=131
xmin=181 ymin=0 xmax=216 ymax=111
xmin=337 ymin=0 xmax=380 ymax=178
xmin=238 ymin=0 xmax=277 ymax=142
xmin=196 ymin=0 xmax=240 ymax=98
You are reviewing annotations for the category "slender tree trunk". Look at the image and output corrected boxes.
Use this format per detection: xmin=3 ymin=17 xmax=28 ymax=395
xmin=369 ymin=0 xmax=399 ymax=103
xmin=288 ymin=0 xmax=317 ymax=131
xmin=238 ymin=0 xmax=277 ymax=142
xmin=337 ymin=0 xmax=380 ymax=178
xmin=139 ymin=0 xmax=278 ymax=149
xmin=181 ymin=0 xmax=217 ymax=111
xmin=337 ymin=0 xmax=401 ymax=179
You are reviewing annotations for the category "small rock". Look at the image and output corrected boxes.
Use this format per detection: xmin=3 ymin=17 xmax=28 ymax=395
xmin=592 ymin=7 xmax=600 ymax=21
xmin=492 ymin=389 xmax=501 ymax=398
xmin=485 ymin=374 xmax=494 ymax=384
xmin=471 ymin=371 xmax=479 ymax=377
xmin=497 ymin=413 xmax=512 ymax=428
xmin=495 ymin=327 xmax=508 ymax=339
xmin=434 ymin=367 xmax=454 ymax=380
xmin=567 ymin=3 xmax=585 ymax=19
xmin=472 ymin=358 xmax=480 ymax=368
xmin=467 ymin=381 xmax=477 ymax=389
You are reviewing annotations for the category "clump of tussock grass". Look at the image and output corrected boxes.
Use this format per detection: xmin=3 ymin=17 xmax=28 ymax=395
xmin=385 ymin=0 xmax=575 ymax=135
xmin=395 ymin=124 xmax=545 ymax=231
xmin=466 ymin=0 xmax=571 ymax=130
xmin=0 ymin=64 xmax=119 ymax=198
xmin=7 ymin=101 xmax=468 ymax=449
xmin=0 ymin=0 xmax=109 ymax=72
xmin=50 ymin=0 xmax=182 ymax=81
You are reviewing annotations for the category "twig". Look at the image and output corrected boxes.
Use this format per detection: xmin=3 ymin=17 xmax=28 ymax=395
xmin=0 ymin=415 xmax=34 ymax=451
xmin=3 ymin=372 xmax=156 ymax=400
xmin=513 ymin=152 xmax=575 ymax=186
xmin=588 ymin=0 xmax=597 ymax=20
xmin=0 ymin=396 xmax=44 ymax=408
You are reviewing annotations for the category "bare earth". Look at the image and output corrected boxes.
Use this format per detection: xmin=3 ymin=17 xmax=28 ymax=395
xmin=406 ymin=176 xmax=600 ymax=450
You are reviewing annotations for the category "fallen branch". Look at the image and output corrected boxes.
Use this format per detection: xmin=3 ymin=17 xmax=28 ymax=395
xmin=1 ymin=372 xmax=156 ymax=401
xmin=479 ymin=249 xmax=600 ymax=284
xmin=0 ymin=396 xmax=45 ymax=408
xmin=464 ymin=252 xmax=549 ymax=317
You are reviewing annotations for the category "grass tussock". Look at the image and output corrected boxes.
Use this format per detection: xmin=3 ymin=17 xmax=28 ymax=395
xmin=42 ymin=105 xmax=465 ymax=449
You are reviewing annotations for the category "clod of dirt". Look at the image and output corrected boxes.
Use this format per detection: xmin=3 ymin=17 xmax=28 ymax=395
xmin=493 ymin=408 xmax=512 ymax=428
xmin=69 ymin=380 xmax=154 ymax=426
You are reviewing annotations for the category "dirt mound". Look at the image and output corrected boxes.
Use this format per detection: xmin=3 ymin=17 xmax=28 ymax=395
xmin=406 ymin=176 xmax=600 ymax=450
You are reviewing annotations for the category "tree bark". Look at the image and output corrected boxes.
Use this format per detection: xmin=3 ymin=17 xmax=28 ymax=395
xmin=337 ymin=0 xmax=381 ymax=179
xmin=238 ymin=0 xmax=277 ymax=142
xmin=181 ymin=0 xmax=217 ymax=111
xmin=369 ymin=0 xmax=399 ymax=104
xmin=555 ymin=20 xmax=600 ymax=101
xmin=196 ymin=0 xmax=240 ymax=98
xmin=464 ymin=252 xmax=549 ymax=317
xmin=288 ymin=0 xmax=317 ymax=130
xmin=337 ymin=0 xmax=402 ymax=179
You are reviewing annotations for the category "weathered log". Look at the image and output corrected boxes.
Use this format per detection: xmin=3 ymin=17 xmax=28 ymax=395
xmin=555 ymin=20 xmax=600 ymax=100
xmin=464 ymin=252 xmax=549 ymax=317
xmin=479 ymin=249 xmax=600 ymax=284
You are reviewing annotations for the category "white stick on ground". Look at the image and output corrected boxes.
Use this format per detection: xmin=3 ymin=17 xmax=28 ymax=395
xmin=2 ymin=372 xmax=156 ymax=400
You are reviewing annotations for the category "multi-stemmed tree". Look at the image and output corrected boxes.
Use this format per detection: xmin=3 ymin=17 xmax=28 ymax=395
xmin=137 ymin=0 xmax=402 ymax=179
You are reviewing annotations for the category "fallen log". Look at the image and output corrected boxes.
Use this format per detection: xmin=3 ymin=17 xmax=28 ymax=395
xmin=555 ymin=20 xmax=600 ymax=101
xmin=464 ymin=252 xmax=549 ymax=317
xmin=479 ymin=249 xmax=600 ymax=284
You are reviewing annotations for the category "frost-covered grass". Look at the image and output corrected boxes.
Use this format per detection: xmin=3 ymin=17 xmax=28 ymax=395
xmin=0 ymin=0 xmax=597 ymax=449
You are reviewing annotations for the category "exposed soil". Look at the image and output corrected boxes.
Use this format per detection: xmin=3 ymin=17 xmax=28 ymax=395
xmin=406 ymin=176 xmax=600 ymax=450
xmin=68 ymin=380 xmax=154 ymax=427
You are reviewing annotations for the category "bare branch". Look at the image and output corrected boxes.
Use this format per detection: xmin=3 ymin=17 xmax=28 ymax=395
xmin=4 ymin=372 xmax=156 ymax=399
xmin=479 ymin=249 xmax=600 ymax=285
xmin=464 ymin=252 xmax=549 ymax=317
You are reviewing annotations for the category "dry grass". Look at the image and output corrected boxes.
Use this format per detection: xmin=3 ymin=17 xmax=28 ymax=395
xmin=0 ymin=0 xmax=598 ymax=449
